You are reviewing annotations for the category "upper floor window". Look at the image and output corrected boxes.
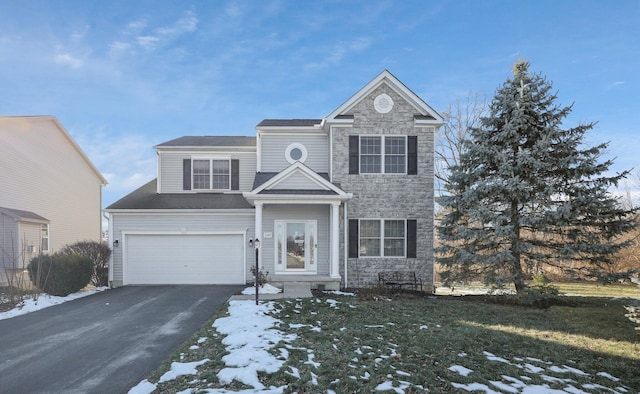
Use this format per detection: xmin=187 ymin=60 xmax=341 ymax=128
xmin=192 ymin=159 xmax=230 ymax=190
xmin=41 ymin=224 xmax=49 ymax=253
xmin=183 ymin=158 xmax=240 ymax=191
xmin=350 ymin=135 xmax=416 ymax=175
xmin=359 ymin=136 xmax=406 ymax=174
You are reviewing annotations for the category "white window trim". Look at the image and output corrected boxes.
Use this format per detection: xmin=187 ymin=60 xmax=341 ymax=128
xmin=274 ymin=220 xmax=318 ymax=273
xmin=284 ymin=143 xmax=308 ymax=164
xmin=191 ymin=156 xmax=232 ymax=191
xmin=359 ymin=135 xmax=408 ymax=174
xmin=358 ymin=218 xmax=406 ymax=258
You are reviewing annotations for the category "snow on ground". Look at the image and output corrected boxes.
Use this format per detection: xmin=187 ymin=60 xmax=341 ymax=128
xmin=240 ymin=283 xmax=281 ymax=295
xmin=0 ymin=287 xmax=108 ymax=320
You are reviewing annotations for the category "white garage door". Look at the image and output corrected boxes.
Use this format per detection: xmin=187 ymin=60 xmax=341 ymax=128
xmin=125 ymin=234 xmax=244 ymax=285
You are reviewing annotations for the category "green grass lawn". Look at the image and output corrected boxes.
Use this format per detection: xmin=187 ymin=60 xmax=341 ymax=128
xmin=146 ymin=284 xmax=640 ymax=393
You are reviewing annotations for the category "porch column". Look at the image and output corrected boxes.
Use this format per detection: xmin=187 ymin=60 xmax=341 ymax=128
xmin=330 ymin=202 xmax=340 ymax=279
xmin=255 ymin=202 xmax=263 ymax=268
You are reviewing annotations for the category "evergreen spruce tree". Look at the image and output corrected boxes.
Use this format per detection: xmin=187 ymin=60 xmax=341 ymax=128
xmin=436 ymin=61 xmax=637 ymax=292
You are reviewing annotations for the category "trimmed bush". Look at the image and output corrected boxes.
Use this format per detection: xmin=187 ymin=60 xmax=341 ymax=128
xmin=27 ymin=252 xmax=93 ymax=296
xmin=60 ymin=241 xmax=111 ymax=287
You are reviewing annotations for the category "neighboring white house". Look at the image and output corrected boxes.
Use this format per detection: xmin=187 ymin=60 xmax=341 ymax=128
xmin=106 ymin=71 xmax=443 ymax=291
xmin=0 ymin=116 xmax=107 ymax=285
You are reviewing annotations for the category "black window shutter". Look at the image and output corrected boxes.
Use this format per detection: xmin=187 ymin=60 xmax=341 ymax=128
xmin=349 ymin=135 xmax=359 ymax=174
xmin=407 ymin=136 xmax=418 ymax=175
xmin=406 ymin=219 xmax=417 ymax=258
xmin=231 ymin=159 xmax=240 ymax=190
xmin=348 ymin=219 xmax=359 ymax=258
xmin=183 ymin=159 xmax=191 ymax=190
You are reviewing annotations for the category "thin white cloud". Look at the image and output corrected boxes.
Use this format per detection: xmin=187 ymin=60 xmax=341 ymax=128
xmin=108 ymin=10 xmax=199 ymax=56
xmin=305 ymin=37 xmax=373 ymax=70
xmin=54 ymin=53 xmax=84 ymax=69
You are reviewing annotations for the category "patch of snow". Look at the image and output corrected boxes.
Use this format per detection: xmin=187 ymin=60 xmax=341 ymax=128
xmin=127 ymin=379 xmax=157 ymax=394
xmin=448 ymin=365 xmax=473 ymax=377
xmin=158 ymin=359 xmax=210 ymax=383
xmin=324 ymin=290 xmax=356 ymax=296
xmin=597 ymin=372 xmax=620 ymax=381
xmin=0 ymin=287 xmax=109 ymax=320
xmin=548 ymin=365 xmax=589 ymax=376
xmin=241 ymin=283 xmax=282 ymax=295
xmin=451 ymin=382 xmax=502 ymax=393
xmin=213 ymin=301 xmax=295 ymax=390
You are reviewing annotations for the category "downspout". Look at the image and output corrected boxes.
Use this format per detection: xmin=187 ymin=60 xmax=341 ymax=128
xmin=343 ymin=201 xmax=348 ymax=289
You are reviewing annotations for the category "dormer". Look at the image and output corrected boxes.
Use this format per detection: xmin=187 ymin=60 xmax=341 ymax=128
xmin=255 ymin=119 xmax=329 ymax=174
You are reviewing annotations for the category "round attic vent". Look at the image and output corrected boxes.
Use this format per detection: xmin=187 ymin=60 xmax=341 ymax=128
xmin=374 ymin=93 xmax=394 ymax=114
xmin=285 ymin=143 xmax=308 ymax=164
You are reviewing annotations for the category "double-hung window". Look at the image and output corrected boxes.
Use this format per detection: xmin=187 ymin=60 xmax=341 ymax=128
xmin=359 ymin=219 xmax=405 ymax=257
xmin=359 ymin=136 xmax=406 ymax=174
xmin=41 ymin=224 xmax=49 ymax=253
xmin=192 ymin=158 xmax=230 ymax=190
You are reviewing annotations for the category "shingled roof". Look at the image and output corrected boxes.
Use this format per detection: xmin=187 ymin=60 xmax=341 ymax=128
xmin=256 ymin=119 xmax=323 ymax=128
xmin=106 ymin=179 xmax=254 ymax=210
xmin=155 ymin=136 xmax=256 ymax=148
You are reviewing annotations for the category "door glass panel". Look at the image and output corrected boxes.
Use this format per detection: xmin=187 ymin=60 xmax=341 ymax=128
xmin=309 ymin=221 xmax=315 ymax=265
xmin=286 ymin=223 xmax=305 ymax=269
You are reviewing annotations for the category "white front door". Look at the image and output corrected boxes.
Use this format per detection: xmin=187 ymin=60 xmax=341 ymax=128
xmin=274 ymin=220 xmax=317 ymax=273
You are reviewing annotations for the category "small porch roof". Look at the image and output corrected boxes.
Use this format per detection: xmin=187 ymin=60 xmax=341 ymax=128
xmin=244 ymin=162 xmax=352 ymax=204
xmin=0 ymin=207 xmax=49 ymax=224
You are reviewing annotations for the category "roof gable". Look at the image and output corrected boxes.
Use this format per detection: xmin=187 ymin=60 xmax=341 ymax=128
xmin=0 ymin=116 xmax=107 ymax=185
xmin=325 ymin=70 xmax=444 ymax=124
xmin=251 ymin=161 xmax=345 ymax=195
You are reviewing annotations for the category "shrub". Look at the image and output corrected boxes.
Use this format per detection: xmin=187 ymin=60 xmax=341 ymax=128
xmin=60 ymin=241 xmax=111 ymax=287
xmin=27 ymin=252 xmax=93 ymax=296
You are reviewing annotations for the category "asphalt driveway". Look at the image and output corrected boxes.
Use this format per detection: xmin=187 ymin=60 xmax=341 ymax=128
xmin=0 ymin=285 xmax=243 ymax=394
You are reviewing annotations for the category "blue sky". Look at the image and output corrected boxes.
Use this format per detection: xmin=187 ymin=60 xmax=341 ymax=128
xmin=1 ymin=0 xmax=639 ymax=207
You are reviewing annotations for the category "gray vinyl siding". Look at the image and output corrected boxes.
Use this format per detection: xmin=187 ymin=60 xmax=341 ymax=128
xmin=260 ymin=134 xmax=329 ymax=173
xmin=261 ymin=205 xmax=330 ymax=276
xmin=158 ymin=151 xmax=256 ymax=193
xmin=110 ymin=212 xmax=255 ymax=285
xmin=271 ymin=172 xmax=325 ymax=190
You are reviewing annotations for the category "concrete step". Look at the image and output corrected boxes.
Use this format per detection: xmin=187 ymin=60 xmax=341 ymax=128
xmin=283 ymin=281 xmax=312 ymax=298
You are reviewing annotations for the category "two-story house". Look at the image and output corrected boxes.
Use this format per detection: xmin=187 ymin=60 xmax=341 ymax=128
xmin=106 ymin=70 xmax=443 ymax=291
xmin=1 ymin=116 xmax=107 ymax=285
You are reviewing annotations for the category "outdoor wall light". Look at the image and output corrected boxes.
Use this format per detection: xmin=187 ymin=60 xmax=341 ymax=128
xmin=113 ymin=240 xmax=119 ymax=247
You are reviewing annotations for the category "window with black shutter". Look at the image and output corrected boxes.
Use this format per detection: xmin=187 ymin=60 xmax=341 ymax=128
xmin=183 ymin=159 xmax=191 ymax=190
xmin=407 ymin=136 xmax=417 ymax=175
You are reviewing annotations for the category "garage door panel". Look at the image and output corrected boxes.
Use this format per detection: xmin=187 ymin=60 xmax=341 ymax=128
xmin=125 ymin=234 xmax=244 ymax=285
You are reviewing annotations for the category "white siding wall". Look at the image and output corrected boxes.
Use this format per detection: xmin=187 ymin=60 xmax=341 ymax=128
xmin=260 ymin=134 xmax=329 ymax=173
xmin=0 ymin=117 xmax=104 ymax=256
xmin=110 ymin=212 xmax=255 ymax=285
xmin=0 ymin=213 xmax=19 ymax=271
xmin=261 ymin=205 xmax=330 ymax=276
xmin=158 ymin=151 xmax=256 ymax=193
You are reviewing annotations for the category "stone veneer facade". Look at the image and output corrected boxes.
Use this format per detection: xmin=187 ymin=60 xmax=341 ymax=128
xmin=332 ymin=84 xmax=435 ymax=291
